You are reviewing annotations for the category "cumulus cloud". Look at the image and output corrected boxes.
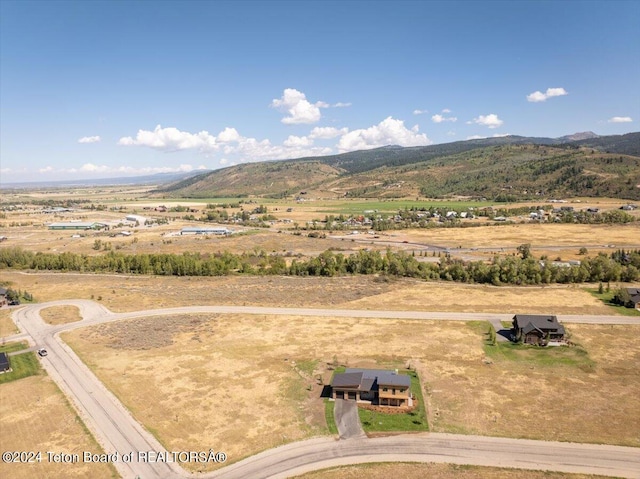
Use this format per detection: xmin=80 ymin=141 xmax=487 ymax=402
xmin=78 ymin=135 xmax=101 ymax=144
xmin=526 ymin=87 xmax=568 ymax=102
xmin=442 ymin=108 xmax=451 ymax=113
xmin=79 ymin=163 xmax=110 ymax=173
xmin=608 ymin=116 xmax=633 ymax=123
xmin=118 ymin=125 xmax=218 ymax=151
xmin=413 ymin=109 xmax=428 ymax=115
xmin=283 ymin=135 xmax=313 ymax=147
xmin=337 ymin=117 xmax=432 ymax=152
xmin=309 ymin=126 xmax=349 ymax=139
xmin=333 ymin=102 xmax=351 ymax=108
xmin=39 ymin=166 xmax=54 ymax=173
xmin=470 ymin=114 xmax=503 ymax=129
xmin=432 ymin=113 xmax=457 ymax=123
xmin=466 ymin=135 xmax=487 ymax=140
xmin=271 ymin=88 xmax=328 ymax=124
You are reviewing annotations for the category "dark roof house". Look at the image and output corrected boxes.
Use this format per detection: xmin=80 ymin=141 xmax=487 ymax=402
xmin=331 ymin=368 xmax=412 ymax=407
xmin=513 ymin=314 xmax=566 ymax=346
xmin=0 ymin=352 xmax=10 ymax=372
xmin=627 ymin=288 xmax=640 ymax=309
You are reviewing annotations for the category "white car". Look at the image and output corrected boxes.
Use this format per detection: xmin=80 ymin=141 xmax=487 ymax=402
xmin=37 ymin=348 xmax=48 ymax=357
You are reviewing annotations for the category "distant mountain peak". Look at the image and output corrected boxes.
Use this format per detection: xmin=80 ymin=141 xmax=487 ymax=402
xmin=557 ymin=131 xmax=599 ymax=141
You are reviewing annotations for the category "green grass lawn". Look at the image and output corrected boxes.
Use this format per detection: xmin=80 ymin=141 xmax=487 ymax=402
xmin=324 ymin=399 xmax=338 ymax=435
xmin=314 ymin=199 xmax=491 ymax=215
xmin=358 ymin=370 xmax=429 ymax=433
xmin=0 ymin=351 xmax=42 ymax=384
xmin=483 ymin=340 xmax=595 ymax=371
xmin=587 ymin=288 xmax=640 ymax=317
xmin=0 ymin=340 xmax=29 ymax=354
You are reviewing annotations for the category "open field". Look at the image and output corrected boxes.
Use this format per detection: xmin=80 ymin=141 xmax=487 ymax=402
xmin=296 ymin=462 xmax=609 ymax=479
xmin=0 ymin=375 xmax=117 ymax=479
xmin=62 ymin=313 xmax=640 ymax=474
xmin=0 ymin=308 xmax=19 ymax=337
xmin=39 ymin=305 xmax=83 ymax=325
xmin=0 ymin=271 xmax=624 ymax=316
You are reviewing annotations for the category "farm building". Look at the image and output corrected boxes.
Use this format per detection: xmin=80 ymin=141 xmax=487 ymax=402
xmin=48 ymin=222 xmax=105 ymax=230
xmin=0 ymin=352 xmax=10 ymax=373
xmin=512 ymin=314 xmax=566 ymax=346
xmin=180 ymin=227 xmax=231 ymax=235
xmin=331 ymin=368 xmax=411 ymax=408
xmin=125 ymin=214 xmax=147 ymax=225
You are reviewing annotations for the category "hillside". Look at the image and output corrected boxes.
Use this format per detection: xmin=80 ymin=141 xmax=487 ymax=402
xmin=157 ymin=132 xmax=640 ymax=200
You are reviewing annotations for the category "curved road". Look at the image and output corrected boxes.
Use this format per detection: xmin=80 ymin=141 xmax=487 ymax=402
xmin=7 ymin=300 xmax=640 ymax=479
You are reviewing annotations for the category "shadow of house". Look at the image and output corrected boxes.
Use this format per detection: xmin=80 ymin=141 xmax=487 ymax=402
xmin=512 ymin=314 xmax=566 ymax=346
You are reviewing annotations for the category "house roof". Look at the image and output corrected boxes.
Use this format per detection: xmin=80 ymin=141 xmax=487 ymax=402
xmin=0 ymin=352 xmax=10 ymax=371
xmin=331 ymin=372 xmax=363 ymax=388
xmin=0 ymin=288 xmax=7 ymax=296
xmin=514 ymin=314 xmax=565 ymax=335
xmin=334 ymin=368 xmax=411 ymax=389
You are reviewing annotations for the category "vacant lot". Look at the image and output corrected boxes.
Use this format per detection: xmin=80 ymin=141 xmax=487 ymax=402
xmin=296 ymin=462 xmax=607 ymax=479
xmin=64 ymin=313 xmax=639 ymax=473
xmin=0 ymin=309 xmax=18 ymax=337
xmin=0 ymin=375 xmax=116 ymax=479
xmin=0 ymin=271 xmax=622 ymax=316
xmin=39 ymin=305 xmax=82 ymax=325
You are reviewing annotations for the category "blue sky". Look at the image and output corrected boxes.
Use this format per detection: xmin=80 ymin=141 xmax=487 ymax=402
xmin=1 ymin=0 xmax=638 ymax=184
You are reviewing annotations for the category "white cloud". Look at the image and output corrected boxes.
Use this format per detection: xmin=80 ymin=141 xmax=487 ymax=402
xmin=608 ymin=116 xmax=633 ymax=123
xmin=271 ymin=88 xmax=327 ymax=124
xmin=337 ymin=117 xmax=432 ymax=152
xmin=432 ymin=113 xmax=457 ymax=123
xmin=309 ymin=126 xmax=349 ymax=139
xmin=78 ymin=135 xmax=101 ymax=144
xmin=526 ymin=87 xmax=568 ymax=102
xmin=492 ymin=133 xmax=510 ymax=137
xmin=39 ymin=166 xmax=54 ymax=173
xmin=471 ymin=114 xmax=504 ymax=129
xmin=466 ymin=135 xmax=487 ymax=140
xmin=283 ymin=135 xmax=313 ymax=147
xmin=79 ymin=163 xmax=110 ymax=173
xmin=413 ymin=109 xmax=428 ymax=115
xmin=118 ymin=125 xmax=218 ymax=151
xmin=442 ymin=108 xmax=451 ymax=113
xmin=333 ymin=102 xmax=352 ymax=108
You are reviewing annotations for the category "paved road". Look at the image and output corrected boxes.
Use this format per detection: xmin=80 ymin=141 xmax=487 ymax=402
xmin=6 ymin=300 xmax=640 ymax=479
xmin=208 ymin=434 xmax=640 ymax=479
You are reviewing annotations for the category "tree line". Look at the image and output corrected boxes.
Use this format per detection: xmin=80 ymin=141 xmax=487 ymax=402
xmin=1 ymin=246 xmax=639 ymax=285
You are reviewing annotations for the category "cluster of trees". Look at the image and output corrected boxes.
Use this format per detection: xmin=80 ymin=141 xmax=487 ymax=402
xmin=1 ymin=246 xmax=639 ymax=285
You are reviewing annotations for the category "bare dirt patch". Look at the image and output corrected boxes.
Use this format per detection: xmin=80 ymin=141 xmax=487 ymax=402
xmin=0 ymin=375 xmax=116 ymax=479
xmin=295 ymin=462 xmax=606 ymax=479
xmin=39 ymin=305 xmax=82 ymax=325
xmin=64 ymin=314 xmax=640 ymax=474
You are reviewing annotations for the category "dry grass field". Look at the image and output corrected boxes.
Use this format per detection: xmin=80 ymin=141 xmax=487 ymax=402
xmin=296 ymin=462 xmax=607 ymax=479
xmin=0 ymin=271 xmax=620 ymax=316
xmin=63 ymin=313 xmax=640 ymax=473
xmin=39 ymin=305 xmax=82 ymax=325
xmin=0 ymin=375 xmax=117 ymax=479
xmin=0 ymin=308 xmax=19 ymax=337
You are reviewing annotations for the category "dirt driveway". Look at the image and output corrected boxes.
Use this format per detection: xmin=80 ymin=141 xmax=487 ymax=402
xmin=334 ymin=399 xmax=366 ymax=440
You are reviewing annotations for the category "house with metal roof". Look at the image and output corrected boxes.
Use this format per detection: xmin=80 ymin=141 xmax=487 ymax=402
xmin=331 ymin=368 xmax=411 ymax=407
xmin=512 ymin=314 xmax=566 ymax=346
xmin=48 ymin=222 xmax=103 ymax=230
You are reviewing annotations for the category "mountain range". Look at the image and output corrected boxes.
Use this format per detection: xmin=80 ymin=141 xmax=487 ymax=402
xmin=158 ymin=132 xmax=640 ymax=201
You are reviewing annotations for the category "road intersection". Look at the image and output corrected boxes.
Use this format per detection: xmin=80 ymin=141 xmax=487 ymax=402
xmin=6 ymin=300 xmax=640 ymax=478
